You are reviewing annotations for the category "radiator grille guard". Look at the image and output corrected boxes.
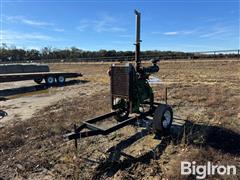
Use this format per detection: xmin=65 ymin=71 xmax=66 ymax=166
xmin=110 ymin=63 xmax=135 ymax=99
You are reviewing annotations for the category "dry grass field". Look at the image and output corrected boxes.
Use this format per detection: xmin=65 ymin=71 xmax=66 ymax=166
xmin=0 ymin=60 xmax=240 ymax=179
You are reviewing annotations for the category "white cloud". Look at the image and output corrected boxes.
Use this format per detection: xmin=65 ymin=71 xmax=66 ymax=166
xmin=1 ymin=30 xmax=54 ymax=45
xmin=5 ymin=15 xmax=64 ymax=33
xmin=112 ymin=40 xmax=130 ymax=44
xmin=181 ymin=30 xmax=196 ymax=35
xmin=76 ymin=20 xmax=89 ymax=31
xmin=118 ymin=34 xmax=132 ymax=38
xmin=163 ymin=31 xmax=179 ymax=35
xmin=200 ymin=29 xmax=226 ymax=38
xmin=152 ymin=30 xmax=196 ymax=36
xmin=77 ymin=16 xmax=126 ymax=33
xmin=6 ymin=16 xmax=53 ymax=27
xmin=164 ymin=30 xmax=197 ymax=36
xmin=54 ymin=28 xmax=65 ymax=32
xmin=155 ymin=25 xmax=232 ymax=39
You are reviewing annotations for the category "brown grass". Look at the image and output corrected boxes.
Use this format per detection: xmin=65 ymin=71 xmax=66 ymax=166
xmin=0 ymin=60 xmax=239 ymax=179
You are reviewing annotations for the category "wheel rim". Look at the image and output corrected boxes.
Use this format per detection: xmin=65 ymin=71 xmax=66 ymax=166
xmin=47 ymin=77 xmax=54 ymax=84
xmin=162 ymin=110 xmax=172 ymax=128
xmin=119 ymin=109 xmax=128 ymax=117
xmin=58 ymin=76 xmax=65 ymax=83
xmin=114 ymin=98 xmax=129 ymax=119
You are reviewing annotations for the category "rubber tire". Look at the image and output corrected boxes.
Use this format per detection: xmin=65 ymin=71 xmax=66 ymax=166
xmin=114 ymin=99 xmax=129 ymax=122
xmin=56 ymin=76 xmax=65 ymax=84
xmin=114 ymin=110 xmax=129 ymax=122
xmin=153 ymin=104 xmax=173 ymax=133
xmin=34 ymin=78 xmax=43 ymax=84
xmin=45 ymin=76 xmax=55 ymax=85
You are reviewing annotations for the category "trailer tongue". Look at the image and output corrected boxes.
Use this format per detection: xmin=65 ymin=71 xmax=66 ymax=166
xmin=65 ymin=10 xmax=173 ymax=148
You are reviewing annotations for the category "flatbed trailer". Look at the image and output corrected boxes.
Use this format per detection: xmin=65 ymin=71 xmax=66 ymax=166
xmin=0 ymin=72 xmax=82 ymax=85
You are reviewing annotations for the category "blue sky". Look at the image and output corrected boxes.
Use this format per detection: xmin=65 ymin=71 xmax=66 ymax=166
xmin=1 ymin=0 xmax=239 ymax=52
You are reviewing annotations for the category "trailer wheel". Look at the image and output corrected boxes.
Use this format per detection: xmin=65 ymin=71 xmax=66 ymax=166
xmin=115 ymin=109 xmax=129 ymax=122
xmin=34 ymin=78 xmax=43 ymax=84
xmin=45 ymin=76 xmax=55 ymax=85
xmin=113 ymin=99 xmax=129 ymax=122
xmin=57 ymin=76 xmax=65 ymax=84
xmin=153 ymin=104 xmax=173 ymax=133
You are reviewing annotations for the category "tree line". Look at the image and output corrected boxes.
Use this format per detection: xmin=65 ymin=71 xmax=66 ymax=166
xmin=0 ymin=44 xmax=238 ymax=62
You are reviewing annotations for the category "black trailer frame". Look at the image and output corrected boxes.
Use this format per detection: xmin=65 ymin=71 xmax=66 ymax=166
xmin=65 ymin=102 xmax=161 ymax=143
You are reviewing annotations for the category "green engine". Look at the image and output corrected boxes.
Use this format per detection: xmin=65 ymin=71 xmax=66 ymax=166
xmin=110 ymin=60 xmax=159 ymax=121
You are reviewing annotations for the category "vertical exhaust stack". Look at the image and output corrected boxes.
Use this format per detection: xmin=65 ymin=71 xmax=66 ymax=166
xmin=134 ymin=10 xmax=141 ymax=72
